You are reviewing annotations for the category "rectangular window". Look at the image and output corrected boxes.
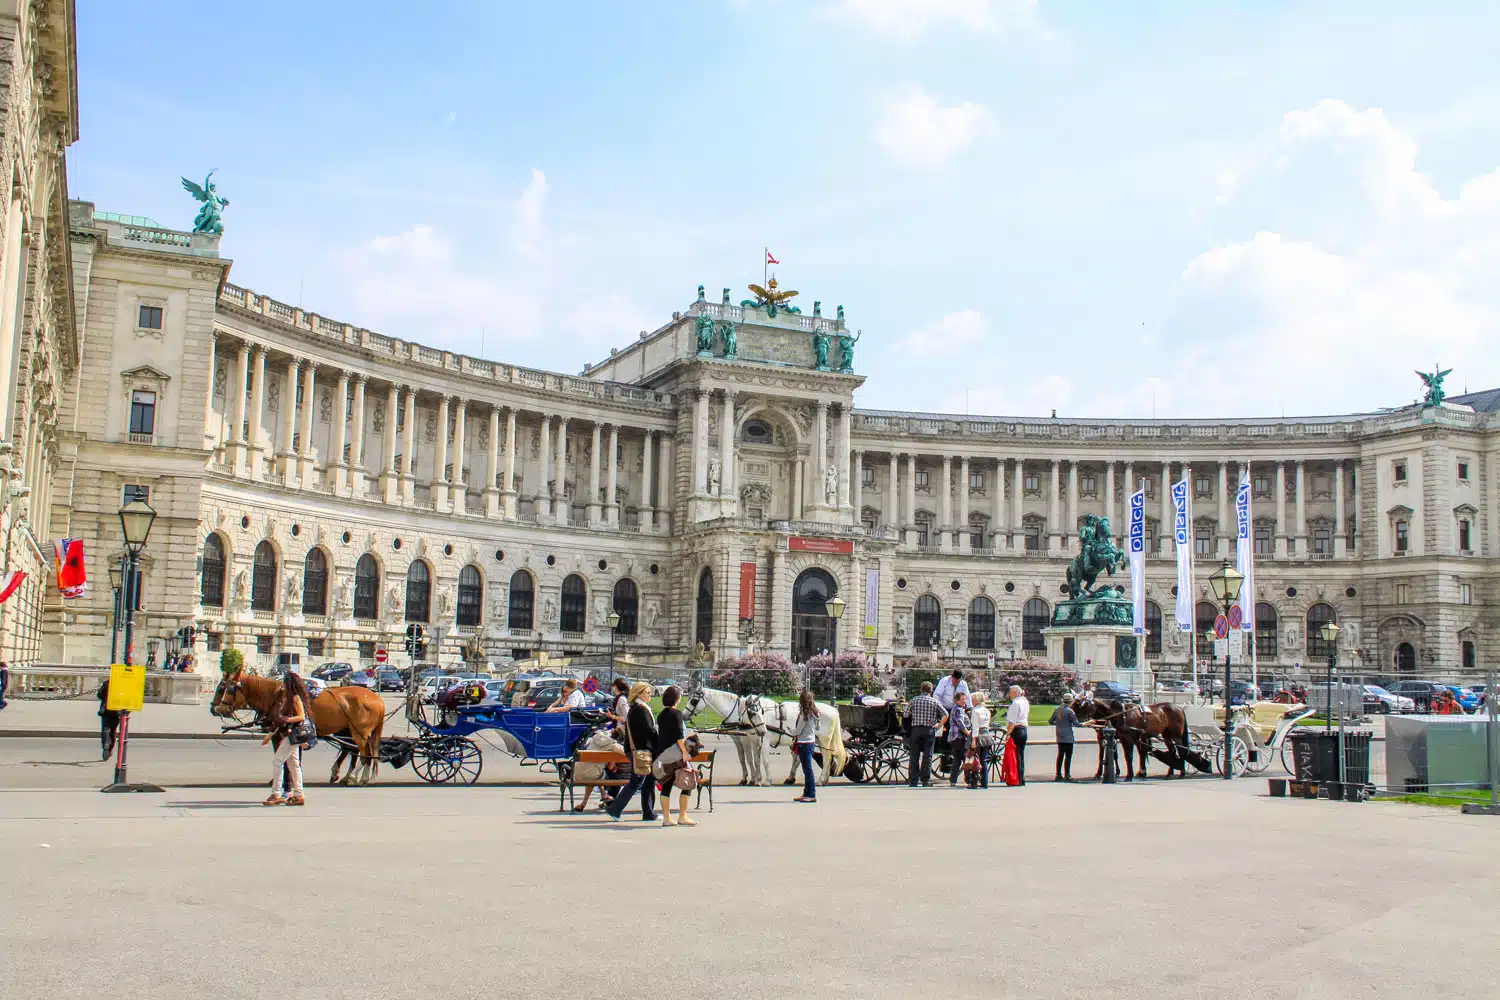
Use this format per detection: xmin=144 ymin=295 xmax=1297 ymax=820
xmin=1313 ymin=527 xmax=1332 ymax=555
xmin=137 ymin=304 xmax=163 ymax=330
xmin=1254 ymin=526 xmax=1272 ymax=555
xmin=1395 ymin=583 xmax=1410 ymax=605
xmin=1142 ymin=475 xmax=1154 ymax=498
xmin=1459 ymin=519 xmax=1472 ymax=552
xmin=861 ymin=466 xmax=874 ymax=487
xmin=1461 ymin=583 xmax=1473 ymax=605
xmin=1194 ymin=524 xmax=1211 ymax=555
xmin=1395 ymin=520 xmax=1409 ymax=554
xmin=1253 ymin=473 xmax=1272 ymax=497
xmin=306 ymin=638 xmax=325 ymax=656
xmin=916 ymin=521 xmax=930 ymax=547
xmin=970 ymin=528 xmax=985 ymax=550
xmin=1458 ymin=461 xmax=1469 ymax=481
xmin=1194 ymin=476 xmax=1211 ymax=498
xmin=256 ymin=635 xmax=273 ymax=654
xmin=1023 ymin=472 xmax=1039 ymax=493
xmin=1024 ymin=524 xmax=1042 ymax=551
xmin=128 ymin=390 xmax=157 ymax=437
xmin=970 ymin=470 xmax=985 ymax=490
xmin=1080 ymin=474 xmax=1096 ymax=495
xmin=205 ymin=632 xmax=223 ymax=652
xmin=915 ymin=470 xmax=930 ymax=488
xmin=357 ymin=641 xmax=376 ymax=660
xmin=122 ymin=484 xmax=149 ymax=505
xmin=1393 ymin=460 xmax=1407 ymax=482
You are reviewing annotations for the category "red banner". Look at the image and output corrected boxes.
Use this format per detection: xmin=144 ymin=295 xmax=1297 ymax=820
xmin=738 ymin=561 xmax=756 ymax=619
xmin=788 ymin=536 xmax=854 ymax=555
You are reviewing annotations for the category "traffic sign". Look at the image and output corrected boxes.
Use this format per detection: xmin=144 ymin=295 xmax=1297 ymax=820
xmin=1227 ymin=605 xmax=1243 ymax=630
xmin=1228 ymin=631 xmax=1244 ymax=656
xmin=1213 ymin=614 xmax=1229 ymax=639
xmin=582 ymin=676 xmax=599 ymax=694
xmin=1213 ymin=638 xmax=1229 ymax=658
xmin=374 ymin=647 xmax=388 ymax=665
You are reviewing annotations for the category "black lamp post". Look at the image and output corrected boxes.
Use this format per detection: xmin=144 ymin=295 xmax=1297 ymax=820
xmin=104 ymin=499 xmax=159 ymax=793
xmin=607 ymin=610 xmax=620 ymax=678
xmin=107 ymin=557 xmax=123 ymax=664
xmin=1319 ymin=620 xmax=1341 ymax=734
xmin=825 ymin=595 xmax=846 ymax=702
xmin=1207 ymin=559 xmax=1245 ymax=781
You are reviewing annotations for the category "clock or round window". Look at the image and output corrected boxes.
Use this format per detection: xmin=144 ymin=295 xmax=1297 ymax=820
xmin=743 ymin=420 xmax=773 ymax=444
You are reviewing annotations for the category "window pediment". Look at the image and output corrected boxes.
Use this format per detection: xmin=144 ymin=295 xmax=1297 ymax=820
xmin=1387 ymin=504 xmax=1414 ymax=517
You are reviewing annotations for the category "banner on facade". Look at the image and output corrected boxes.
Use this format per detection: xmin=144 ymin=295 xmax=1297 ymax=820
xmin=788 ymin=536 xmax=853 ymax=555
xmin=864 ymin=567 xmax=879 ymax=639
xmin=1172 ymin=475 xmax=1194 ymax=632
xmin=1235 ymin=466 xmax=1255 ymax=633
xmin=738 ymin=561 xmax=756 ymax=620
xmin=55 ymin=538 xmax=87 ymax=599
xmin=1129 ymin=486 xmax=1146 ymax=637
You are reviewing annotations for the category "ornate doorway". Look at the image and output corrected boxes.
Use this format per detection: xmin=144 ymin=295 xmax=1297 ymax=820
xmin=695 ymin=568 xmax=713 ymax=650
xmin=1393 ymin=641 xmax=1416 ymax=673
xmin=791 ymin=567 xmax=837 ymax=662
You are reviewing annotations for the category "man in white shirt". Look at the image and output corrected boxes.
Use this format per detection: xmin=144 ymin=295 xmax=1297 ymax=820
xmin=1005 ymin=684 xmax=1031 ymax=786
xmin=934 ymin=670 xmax=969 ymax=713
xmin=546 ymin=678 xmax=588 ymax=713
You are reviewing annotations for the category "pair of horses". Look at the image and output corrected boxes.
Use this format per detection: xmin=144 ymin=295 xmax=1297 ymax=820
xmin=686 ymin=687 xmax=847 ymax=787
xmin=1074 ymin=698 xmax=1207 ymax=780
xmin=210 ymin=672 xmax=387 ymax=785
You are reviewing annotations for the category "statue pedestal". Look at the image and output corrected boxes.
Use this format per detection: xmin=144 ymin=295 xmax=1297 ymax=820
xmin=1041 ymin=597 xmax=1143 ymax=688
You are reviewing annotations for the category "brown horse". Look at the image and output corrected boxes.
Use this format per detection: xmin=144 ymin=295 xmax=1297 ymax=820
xmin=1077 ymin=699 xmax=1192 ymax=780
xmin=211 ymin=673 xmax=386 ymax=785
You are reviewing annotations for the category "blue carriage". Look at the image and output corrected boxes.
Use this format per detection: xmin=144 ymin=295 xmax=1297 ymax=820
xmin=395 ymin=698 xmax=607 ymax=785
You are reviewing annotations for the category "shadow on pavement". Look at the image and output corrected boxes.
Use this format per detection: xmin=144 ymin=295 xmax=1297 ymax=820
xmin=166 ymin=801 xmax=264 ymax=810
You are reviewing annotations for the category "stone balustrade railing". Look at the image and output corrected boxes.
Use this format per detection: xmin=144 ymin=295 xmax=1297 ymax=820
xmin=8 ymin=665 xmax=208 ymax=705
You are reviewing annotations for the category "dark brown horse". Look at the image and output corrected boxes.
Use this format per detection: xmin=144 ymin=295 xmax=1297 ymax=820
xmin=1077 ymin=699 xmax=1192 ymax=780
xmin=211 ymin=673 xmax=386 ymax=785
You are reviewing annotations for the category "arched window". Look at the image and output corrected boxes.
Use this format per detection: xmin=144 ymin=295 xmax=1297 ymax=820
xmin=1195 ymin=601 xmax=1217 ymax=657
xmin=251 ymin=541 xmax=277 ymax=612
xmin=301 ymin=548 xmax=329 ymax=615
xmin=1021 ymin=598 xmax=1049 ymax=652
xmin=1145 ymin=601 xmax=1162 ymax=655
xmin=560 ymin=574 xmax=586 ymax=632
xmin=612 ymin=578 xmax=639 ymax=636
xmin=792 ymin=568 xmax=838 ymax=661
xmin=405 ymin=560 xmax=431 ymax=623
xmin=1393 ymin=641 xmax=1415 ymax=673
xmin=1306 ymin=603 xmax=1337 ymax=658
xmin=457 ymin=565 xmax=482 ymax=627
xmin=695 ymin=568 xmax=713 ymax=649
xmin=508 ymin=570 xmax=534 ymax=631
xmin=354 ymin=554 xmax=380 ymax=620
xmin=1255 ymin=602 xmax=1278 ymax=657
xmin=967 ymin=596 xmax=995 ymax=650
xmin=914 ymin=595 xmax=942 ymax=649
xmin=200 ymin=533 xmax=226 ymax=608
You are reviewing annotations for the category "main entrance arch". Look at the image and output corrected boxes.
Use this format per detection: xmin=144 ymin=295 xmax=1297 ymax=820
xmin=791 ymin=568 xmax=838 ymax=662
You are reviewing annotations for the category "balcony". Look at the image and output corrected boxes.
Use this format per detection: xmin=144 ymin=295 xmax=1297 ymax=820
xmin=128 ymin=432 xmax=154 ymax=445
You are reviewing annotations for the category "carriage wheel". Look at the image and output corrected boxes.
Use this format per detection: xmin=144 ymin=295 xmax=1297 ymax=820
xmin=1214 ymin=736 xmax=1250 ymax=777
xmin=1239 ymin=729 xmax=1272 ymax=774
xmin=411 ymin=741 xmax=453 ymax=784
xmin=874 ymin=740 xmax=908 ymax=785
xmin=432 ymin=737 xmax=482 ymax=785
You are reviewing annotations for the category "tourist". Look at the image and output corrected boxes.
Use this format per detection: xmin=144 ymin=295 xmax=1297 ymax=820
xmin=97 ymin=676 xmax=120 ymax=760
xmin=653 ymin=685 xmax=698 ymax=826
xmin=262 ymin=671 xmax=313 ymax=806
xmin=1005 ymin=684 xmax=1031 ymax=785
xmin=607 ymin=681 xmax=659 ymax=822
xmin=546 ymin=677 xmax=586 ymax=713
xmin=969 ymin=692 xmax=992 ymax=788
xmin=793 ymin=689 xmax=820 ymax=803
xmin=934 ymin=669 xmax=968 ymax=713
xmin=608 ymin=677 xmax=630 ymax=733
xmin=0 ymin=660 xmax=9 ymax=710
xmin=1050 ymin=692 xmax=1080 ymax=781
xmin=905 ymin=681 xmax=946 ymax=787
xmin=572 ymin=726 xmax=624 ymax=812
xmin=946 ymin=690 xmax=971 ymax=787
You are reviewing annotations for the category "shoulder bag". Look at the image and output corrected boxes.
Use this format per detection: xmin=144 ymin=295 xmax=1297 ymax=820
xmin=674 ymin=764 xmax=700 ymax=791
xmin=625 ymin=709 xmax=653 ymax=777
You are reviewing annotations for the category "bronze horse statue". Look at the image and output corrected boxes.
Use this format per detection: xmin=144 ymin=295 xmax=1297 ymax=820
xmin=1066 ymin=515 xmax=1126 ymax=599
xmin=211 ymin=672 xmax=387 ymax=785
xmin=1077 ymin=698 xmax=1198 ymax=780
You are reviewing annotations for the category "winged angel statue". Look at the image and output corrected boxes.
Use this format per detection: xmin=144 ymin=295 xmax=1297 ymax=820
xmin=1416 ymin=366 xmax=1452 ymax=407
xmin=181 ymin=170 xmax=230 ymax=235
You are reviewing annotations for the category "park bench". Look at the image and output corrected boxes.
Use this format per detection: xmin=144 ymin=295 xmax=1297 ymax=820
xmin=560 ymin=748 xmax=716 ymax=813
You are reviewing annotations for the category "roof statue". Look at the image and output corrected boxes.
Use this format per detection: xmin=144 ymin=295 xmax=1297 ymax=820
xmin=742 ymin=276 xmax=801 ymax=318
xmin=838 ymin=329 xmax=861 ymax=373
xmin=1417 ymin=366 xmax=1452 ymax=407
xmin=181 ymin=169 xmax=229 ymax=236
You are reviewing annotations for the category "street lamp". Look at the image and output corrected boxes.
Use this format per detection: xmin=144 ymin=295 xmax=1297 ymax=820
xmin=607 ymin=610 xmax=621 ymax=677
xmin=1319 ymin=620 xmax=1341 ymax=734
xmin=107 ymin=557 xmax=123 ymax=664
xmin=1206 ymin=559 xmax=1245 ymax=781
xmin=104 ymin=499 xmax=158 ymax=794
xmin=825 ymin=595 xmax=846 ymax=701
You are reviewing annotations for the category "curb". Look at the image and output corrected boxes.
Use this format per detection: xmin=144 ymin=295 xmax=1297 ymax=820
xmin=0 ymin=729 xmax=261 ymax=741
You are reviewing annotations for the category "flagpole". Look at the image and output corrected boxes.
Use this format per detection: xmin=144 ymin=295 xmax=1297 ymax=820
xmin=764 ymin=247 xmax=768 ymax=289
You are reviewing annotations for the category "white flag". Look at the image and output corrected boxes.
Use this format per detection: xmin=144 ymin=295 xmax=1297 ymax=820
xmin=1235 ymin=465 xmax=1255 ymax=632
xmin=1129 ymin=486 xmax=1146 ymax=636
xmin=1173 ymin=475 xmax=1194 ymax=632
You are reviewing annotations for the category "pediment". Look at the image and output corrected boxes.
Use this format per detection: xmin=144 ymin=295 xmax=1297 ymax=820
xmin=121 ymin=365 xmax=172 ymax=383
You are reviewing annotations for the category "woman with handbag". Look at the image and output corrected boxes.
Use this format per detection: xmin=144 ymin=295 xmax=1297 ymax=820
xmin=652 ymin=686 xmax=698 ymax=827
xmin=793 ymin=689 xmax=820 ymax=803
xmin=606 ymin=682 xmax=660 ymax=823
xmin=262 ymin=671 xmax=314 ymax=806
xmin=968 ymin=692 xmax=992 ymax=789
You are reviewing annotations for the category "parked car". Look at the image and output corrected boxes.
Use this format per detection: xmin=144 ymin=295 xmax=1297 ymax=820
xmin=1388 ymin=680 xmax=1447 ymax=712
xmin=1158 ymin=679 xmax=1198 ymax=694
xmin=497 ymin=672 xmax=568 ymax=707
xmin=376 ymin=668 xmax=406 ymax=692
xmin=524 ymin=679 xmax=611 ymax=711
xmin=1227 ymin=680 xmax=1259 ymax=705
xmin=1092 ymin=681 xmax=1140 ymax=704
xmin=342 ymin=668 xmax=377 ymax=689
xmin=419 ymin=675 xmax=464 ymax=704
xmin=1362 ymin=684 xmax=1415 ymax=714
xmin=312 ymin=662 xmax=354 ymax=683
xmin=1443 ymin=685 xmax=1481 ymax=713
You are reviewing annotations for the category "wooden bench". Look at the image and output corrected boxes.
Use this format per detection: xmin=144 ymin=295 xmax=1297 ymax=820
xmin=560 ymin=749 xmax=716 ymax=813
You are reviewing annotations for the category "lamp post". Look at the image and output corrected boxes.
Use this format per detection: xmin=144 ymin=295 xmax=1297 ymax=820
xmin=825 ymin=595 xmax=846 ymax=702
xmin=607 ymin=610 xmax=620 ymax=678
xmin=107 ymin=557 xmax=123 ymax=664
xmin=1207 ymin=559 xmax=1245 ymax=781
xmin=1319 ymin=620 xmax=1341 ymax=734
xmin=104 ymin=499 xmax=158 ymax=793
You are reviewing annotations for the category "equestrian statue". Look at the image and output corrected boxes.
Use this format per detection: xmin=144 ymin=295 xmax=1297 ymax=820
xmin=1065 ymin=514 xmax=1125 ymax=600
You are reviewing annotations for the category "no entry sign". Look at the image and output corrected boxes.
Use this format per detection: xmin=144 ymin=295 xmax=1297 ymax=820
xmin=374 ymin=647 xmax=389 ymax=664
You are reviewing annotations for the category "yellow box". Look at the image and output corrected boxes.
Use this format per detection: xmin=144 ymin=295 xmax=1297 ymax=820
xmin=107 ymin=663 xmax=146 ymax=712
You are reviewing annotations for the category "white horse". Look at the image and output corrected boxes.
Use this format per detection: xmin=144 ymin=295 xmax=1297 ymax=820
xmin=688 ymin=687 xmax=772 ymax=786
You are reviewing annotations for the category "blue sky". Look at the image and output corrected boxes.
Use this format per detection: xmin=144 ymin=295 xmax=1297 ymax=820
xmin=70 ymin=0 xmax=1500 ymax=417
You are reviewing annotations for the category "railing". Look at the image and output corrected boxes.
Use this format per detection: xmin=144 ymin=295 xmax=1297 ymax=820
xmin=127 ymin=432 xmax=154 ymax=445
xmin=121 ymin=225 xmax=193 ymax=248
xmin=10 ymin=665 xmax=207 ymax=705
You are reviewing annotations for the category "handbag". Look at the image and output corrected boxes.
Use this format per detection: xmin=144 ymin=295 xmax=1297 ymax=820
xmin=624 ymin=713 xmax=653 ymax=776
xmin=674 ymin=765 xmax=700 ymax=791
xmin=291 ymin=718 xmax=317 ymax=750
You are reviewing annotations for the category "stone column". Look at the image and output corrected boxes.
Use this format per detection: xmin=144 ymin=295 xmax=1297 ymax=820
xmin=1160 ymin=461 xmax=1173 ymax=556
xmin=813 ymin=400 xmax=829 ymax=509
xmin=1105 ymin=462 xmax=1117 ymax=541
xmin=719 ymin=390 xmax=735 ymax=499
xmin=554 ymin=417 xmax=570 ymax=525
xmin=329 ymin=370 xmax=350 ymax=493
xmin=770 ymin=547 xmax=788 ymax=649
xmin=1294 ymin=460 xmax=1307 ymax=555
xmin=298 ymin=363 xmax=317 ymax=484
xmin=640 ymin=431 xmax=655 ymax=533
xmin=887 ymin=453 xmax=899 ymax=528
xmin=1217 ymin=462 xmax=1230 ymax=558
xmin=1334 ymin=459 xmax=1347 ymax=558
xmin=485 ymin=405 xmax=501 ymax=517
xmin=587 ymin=423 xmax=603 ymax=525
xmin=1049 ymin=459 xmax=1062 ymax=553
xmin=657 ymin=433 xmax=673 ymax=533
xmin=433 ymin=396 xmax=451 ymax=509
xmin=958 ymin=456 xmax=971 ymax=553
xmin=348 ymin=375 xmax=367 ymax=497
xmin=245 ymin=346 xmax=266 ymax=478
xmin=1274 ymin=461 xmax=1288 ymax=559
xmin=454 ymin=399 xmax=469 ymax=495
xmin=838 ymin=405 xmax=853 ymax=509
xmin=1067 ymin=462 xmax=1079 ymax=549
xmin=1118 ymin=462 xmax=1130 ymax=546
xmin=693 ymin=390 xmax=710 ymax=495
xmin=852 ymin=449 xmax=863 ymax=522
xmin=382 ymin=383 xmax=399 ymax=503
xmin=606 ymin=424 xmax=620 ymax=527
xmin=905 ymin=454 xmax=917 ymax=544
xmin=793 ymin=458 xmax=804 ymax=520
xmin=280 ymin=358 xmax=300 ymax=485
xmin=502 ymin=407 xmax=518 ymax=518
xmin=1013 ymin=460 xmax=1024 ymax=540
xmin=401 ymin=387 xmax=416 ymax=504
xmin=537 ymin=416 xmax=552 ymax=519
xmin=940 ymin=456 xmax=953 ymax=551
xmin=230 ymin=342 xmax=250 ymax=474
xmin=993 ymin=459 xmax=1005 ymax=551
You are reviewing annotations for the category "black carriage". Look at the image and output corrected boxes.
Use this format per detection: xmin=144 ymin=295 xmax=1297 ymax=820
xmin=836 ymin=702 xmax=909 ymax=784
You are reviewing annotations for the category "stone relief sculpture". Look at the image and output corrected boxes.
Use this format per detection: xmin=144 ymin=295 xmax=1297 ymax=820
xmin=1001 ymin=616 xmax=1018 ymax=646
xmin=594 ymin=595 xmax=608 ymax=625
xmin=894 ymin=614 xmax=909 ymax=645
xmin=387 ymin=584 xmax=403 ymax=621
xmin=719 ymin=319 xmax=737 ymax=359
xmin=334 ymin=577 xmax=352 ymax=617
xmin=695 ymin=311 xmax=715 ymax=356
xmin=812 ymin=329 xmax=830 ymax=371
xmin=1285 ymin=623 xmax=1300 ymax=651
xmin=824 ymin=463 xmax=838 ymax=504
xmin=436 ymin=588 xmax=452 ymax=618
xmin=707 ymin=459 xmax=721 ymax=495
xmin=543 ymin=595 xmax=558 ymax=625
xmin=232 ymin=570 xmax=248 ymax=608
xmin=284 ymin=574 xmax=300 ymax=605
xmin=740 ymin=481 xmax=772 ymax=507
xmin=644 ymin=600 xmax=661 ymax=629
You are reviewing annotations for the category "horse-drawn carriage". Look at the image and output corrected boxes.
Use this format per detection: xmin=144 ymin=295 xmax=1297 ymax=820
xmin=389 ymin=697 xmax=609 ymax=785
xmin=1182 ymin=701 xmax=1317 ymax=777
xmin=836 ymin=701 xmax=909 ymax=784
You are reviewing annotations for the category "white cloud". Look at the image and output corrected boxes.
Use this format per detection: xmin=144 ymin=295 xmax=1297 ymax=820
xmin=827 ymin=0 xmax=1043 ymax=40
xmin=898 ymin=308 xmax=989 ymax=354
xmin=875 ymin=85 xmax=995 ymax=168
xmin=514 ymin=168 xmax=549 ymax=257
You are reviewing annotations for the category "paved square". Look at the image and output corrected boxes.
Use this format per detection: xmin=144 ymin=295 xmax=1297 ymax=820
xmin=3 ymin=779 xmax=1493 ymax=1000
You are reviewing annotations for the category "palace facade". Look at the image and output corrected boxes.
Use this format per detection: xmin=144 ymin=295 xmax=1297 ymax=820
xmin=32 ymin=202 xmax=1497 ymax=680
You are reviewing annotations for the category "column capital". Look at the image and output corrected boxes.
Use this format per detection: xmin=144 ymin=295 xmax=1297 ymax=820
xmin=349 ymin=372 xmax=367 ymax=386
xmin=696 ymin=387 xmax=711 ymax=400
